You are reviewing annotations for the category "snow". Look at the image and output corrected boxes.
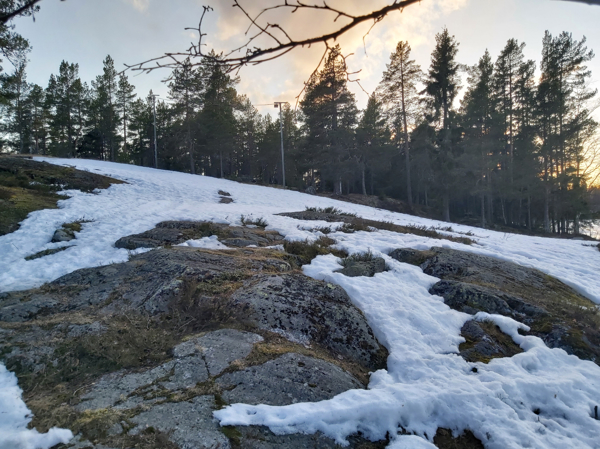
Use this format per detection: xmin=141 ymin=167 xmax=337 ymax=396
xmin=0 ymin=365 xmax=73 ymax=449
xmin=1 ymin=157 xmax=600 ymax=448
xmin=177 ymin=235 xmax=231 ymax=250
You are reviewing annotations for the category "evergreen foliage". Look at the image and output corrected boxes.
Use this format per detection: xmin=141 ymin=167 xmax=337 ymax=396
xmin=1 ymin=29 xmax=598 ymax=236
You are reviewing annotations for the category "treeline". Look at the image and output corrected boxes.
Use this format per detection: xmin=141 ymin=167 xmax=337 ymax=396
xmin=1 ymin=29 xmax=598 ymax=234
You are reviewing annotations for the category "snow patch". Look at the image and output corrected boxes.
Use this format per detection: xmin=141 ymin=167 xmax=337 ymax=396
xmin=0 ymin=364 xmax=73 ymax=449
xmin=177 ymin=235 xmax=231 ymax=250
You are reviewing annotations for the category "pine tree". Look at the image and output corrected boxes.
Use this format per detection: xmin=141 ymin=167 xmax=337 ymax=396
xmin=91 ymin=55 xmax=120 ymax=161
xmin=424 ymin=28 xmax=461 ymax=221
xmin=168 ymin=58 xmax=202 ymax=173
xmin=538 ymin=31 xmax=597 ymax=233
xmin=300 ymin=44 xmax=358 ymax=193
xmin=197 ymin=53 xmax=239 ymax=178
xmin=0 ymin=1 xmax=30 ymax=107
xmin=28 ymin=84 xmax=46 ymax=154
xmin=128 ymin=97 xmax=153 ymax=166
xmin=2 ymin=60 xmax=32 ymax=153
xmin=355 ymin=95 xmax=390 ymax=196
xmin=378 ymin=41 xmax=422 ymax=207
xmin=46 ymin=61 xmax=84 ymax=157
xmin=460 ymin=50 xmax=500 ymax=227
xmin=235 ymin=95 xmax=262 ymax=180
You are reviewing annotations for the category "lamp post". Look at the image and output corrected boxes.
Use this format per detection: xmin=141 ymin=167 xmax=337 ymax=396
xmin=149 ymin=92 xmax=159 ymax=169
xmin=274 ymin=101 xmax=289 ymax=188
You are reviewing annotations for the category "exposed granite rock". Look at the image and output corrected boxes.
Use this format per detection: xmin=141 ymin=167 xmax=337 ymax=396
xmin=221 ymin=237 xmax=258 ymax=247
xmin=231 ymin=273 xmax=387 ymax=369
xmin=338 ymin=257 xmax=386 ymax=277
xmin=0 ymin=246 xmax=292 ymax=321
xmin=0 ymin=294 xmax=60 ymax=322
xmin=430 ymin=280 xmax=547 ymax=321
xmin=77 ymin=329 xmax=264 ymax=412
xmin=178 ymin=328 xmax=264 ymax=376
xmin=459 ymin=320 xmax=523 ymax=363
xmin=388 ymin=248 xmax=435 ymax=267
xmin=114 ymin=220 xmax=283 ymax=250
xmin=67 ymin=327 xmax=377 ymax=449
xmin=390 ymin=246 xmax=600 ymax=364
xmin=127 ymin=396 xmax=231 ymax=449
xmin=67 ymin=322 xmax=107 ymax=338
xmin=1 ymin=227 xmax=388 ymax=449
xmin=218 ymin=352 xmax=362 ymax=406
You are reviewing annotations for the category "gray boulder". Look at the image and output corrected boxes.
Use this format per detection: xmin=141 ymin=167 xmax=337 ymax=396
xmin=51 ymin=228 xmax=75 ymax=243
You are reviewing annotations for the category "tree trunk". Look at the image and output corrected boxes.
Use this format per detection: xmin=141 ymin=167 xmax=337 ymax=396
xmin=481 ymin=192 xmax=486 ymax=229
xmin=334 ymin=179 xmax=342 ymax=196
xmin=220 ymin=151 xmax=224 ymax=178
xmin=361 ymin=167 xmax=367 ymax=196
xmin=443 ymin=191 xmax=450 ymax=222
xmin=527 ymin=193 xmax=532 ymax=231
xmin=544 ymin=184 xmax=550 ymax=233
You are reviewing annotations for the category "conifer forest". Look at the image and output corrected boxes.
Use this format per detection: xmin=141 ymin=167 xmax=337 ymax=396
xmin=1 ymin=24 xmax=599 ymax=235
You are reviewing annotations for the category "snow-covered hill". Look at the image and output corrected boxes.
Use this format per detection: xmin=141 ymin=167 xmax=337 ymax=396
xmin=2 ymin=158 xmax=600 ymax=449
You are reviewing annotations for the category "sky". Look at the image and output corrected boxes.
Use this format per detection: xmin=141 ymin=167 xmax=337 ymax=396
xmin=7 ymin=0 xmax=600 ymax=120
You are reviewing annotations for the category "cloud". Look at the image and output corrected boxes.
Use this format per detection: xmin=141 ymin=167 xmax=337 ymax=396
xmin=123 ymin=0 xmax=150 ymax=13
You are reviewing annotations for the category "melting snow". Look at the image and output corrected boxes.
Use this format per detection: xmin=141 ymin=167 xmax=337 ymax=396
xmin=0 ymin=158 xmax=599 ymax=448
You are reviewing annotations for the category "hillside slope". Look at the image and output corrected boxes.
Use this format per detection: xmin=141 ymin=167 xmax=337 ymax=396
xmin=1 ymin=158 xmax=600 ymax=449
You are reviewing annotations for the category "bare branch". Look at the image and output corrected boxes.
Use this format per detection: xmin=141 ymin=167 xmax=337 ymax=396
xmin=126 ymin=0 xmax=424 ymax=74
xmin=0 ymin=0 xmax=43 ymax=24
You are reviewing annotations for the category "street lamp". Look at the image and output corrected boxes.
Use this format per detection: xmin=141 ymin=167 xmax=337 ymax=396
xmin=148 ymin=92 xmax=159 ymax=169
xmin=274 ymin=101 xmax=289 ymax=188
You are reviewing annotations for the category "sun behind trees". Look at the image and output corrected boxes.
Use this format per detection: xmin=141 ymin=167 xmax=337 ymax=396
xmin=0 ymin=28 xmax=598 ymax=235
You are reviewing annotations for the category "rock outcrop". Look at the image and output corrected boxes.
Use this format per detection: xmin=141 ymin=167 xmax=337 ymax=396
xmin=114 ymin=220 xmax=283 ymax=250
xmin=390 ymin=246 xmax=600 ymax=364
xmin=0 ymin=223 xmax=389 ymax=449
